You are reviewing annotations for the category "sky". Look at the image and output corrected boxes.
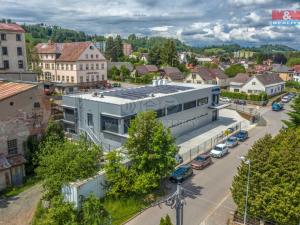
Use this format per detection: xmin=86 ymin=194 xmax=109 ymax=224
xmin=1 ymin=0 xmax=300 ymax=48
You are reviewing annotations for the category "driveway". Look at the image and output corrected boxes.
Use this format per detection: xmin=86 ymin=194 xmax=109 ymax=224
xmin=126 ymin=104 xmax=290 ymax=225
xmin=0 ymin=184 xmax=42 ymax=225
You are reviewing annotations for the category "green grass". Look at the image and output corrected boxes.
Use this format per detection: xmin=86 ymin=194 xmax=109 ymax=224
xmin=31 ymin=200 xmax=47 ymax=225
xmin=103 ymin=196 xmax=148 ymax=225
xmin=0 ymin=176 xmax=40 ymax=198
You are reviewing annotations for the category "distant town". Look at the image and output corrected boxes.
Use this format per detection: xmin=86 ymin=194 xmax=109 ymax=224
xmin=0 ymin=17 xmax=299 ymax=225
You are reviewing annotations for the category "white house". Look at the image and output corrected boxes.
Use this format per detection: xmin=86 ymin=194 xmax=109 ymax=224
xmin=229 ymin=73 xmax=250 ymax=92
xmin=240 ymin=73 xmax=284 ymax=96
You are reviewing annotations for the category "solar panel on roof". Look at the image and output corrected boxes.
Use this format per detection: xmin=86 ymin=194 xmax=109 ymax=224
xmin=103 ymin=85 xmax=193 ymax=100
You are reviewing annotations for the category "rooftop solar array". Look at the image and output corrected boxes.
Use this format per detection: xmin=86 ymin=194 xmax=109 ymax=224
xmin=103 ymin=85 xmax=193 ymax=100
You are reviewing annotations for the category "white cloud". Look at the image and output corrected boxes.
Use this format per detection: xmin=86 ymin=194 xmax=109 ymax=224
xmin=149 ymin=26 xmax=173 ymax=32
xmin=245 ymin=12 xmax=261 ymax=23
xmin=229 ymin=0 xmax=273 ymax=6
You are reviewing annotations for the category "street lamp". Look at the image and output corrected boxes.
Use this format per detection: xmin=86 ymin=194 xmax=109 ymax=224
xmin=240 ymin=156 xmax=251 ymax=225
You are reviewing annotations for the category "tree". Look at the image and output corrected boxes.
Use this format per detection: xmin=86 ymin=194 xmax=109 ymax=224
xmin=108 ymin=66 xmax=120 ymax=80
xmin=119 ymin=65 xmax=130 ymax=80
xmin=272 ymin=53 xmax=287 ymax=64
xmin=114 ymin=35 xmax=124 ymax=60
xmin=231 ymin=129 xmax=300 ymax=225
xmin=81 ymin=194 xmax=109 ymax=225
xmin=148 ymin=46 xmax=162 ymax=66
xmin=224 ymin=64 xmax=246 ymax=78
xmin=105 ymin=36 xmax=117 ymax=61
xmin=287 ymin=57 xmax=300 ymax=67
xmin=36 ymin=138 xmax=102 ymax=199
xmin=161 ymin=40 xmax=179 ymax=66
xmin=159 ymin=215 xmax=173 ymax=225
xmin=283 ymin=94 xmax=300 ymax=128
xmin=125 ymin=111 xmax=178 ymax=192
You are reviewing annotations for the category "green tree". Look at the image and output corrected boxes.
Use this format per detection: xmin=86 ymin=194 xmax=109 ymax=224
xmin=81 ymin=194 xmax=108 ymax=225
xmin=105 ymin=36 xmax=117 ymax=61
xmin=231 ymin=129 xmax=300 ymax=225
xmin=283 ymin=94 xmax=300 ymax=128
xmin=159 ymin=214 xmax=173 ymax=225
xmin=161 ymin=40 xmax=179 ymax=66
xmin=36 ymin=138 xmax=102 ymax=199
xmin=125 ymin=111 xmax=178 ymax=192
xmin=287 ymin=57 xmax=300 ymax=67
xmin=224 ymin=64 xmax=246 ymax=78
xmin=148 ymin=46 xmax=162 ymax=66
xmin=114 ymin=35 xmax=124 ymax=60
xmin=119 ymin=65 xmax=130 ymax=80
xmin=108 ymin=66 xmax=120 ymax=80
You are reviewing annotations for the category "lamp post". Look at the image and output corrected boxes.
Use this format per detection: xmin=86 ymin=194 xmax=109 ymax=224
xmin=240 ymin=156 xmax=251 ymax=225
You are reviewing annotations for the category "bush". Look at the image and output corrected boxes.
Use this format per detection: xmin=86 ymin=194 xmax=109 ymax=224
xmin=221 ymin=91 xmax=268 ymax=101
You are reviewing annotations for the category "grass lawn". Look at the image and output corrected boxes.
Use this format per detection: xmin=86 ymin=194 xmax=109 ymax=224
xmin=103 ymin=196 xmax=150 ymax=225
xmin=0 ymin=176 xmax=40 ymax=198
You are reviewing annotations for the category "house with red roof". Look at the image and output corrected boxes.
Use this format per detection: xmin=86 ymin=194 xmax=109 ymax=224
xmin=293 ymin=65 xmax=300 ymax=82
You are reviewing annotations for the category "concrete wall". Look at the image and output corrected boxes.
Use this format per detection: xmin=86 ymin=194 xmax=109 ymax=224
xmin=0 ymin=72 xmax=38 ymax=82
xmin=62 ymin=171 xmax=106 ymax=208
xmin=0 ymin=169 xmax=11 ymax=191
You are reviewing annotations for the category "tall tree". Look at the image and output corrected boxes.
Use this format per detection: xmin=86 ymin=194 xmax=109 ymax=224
xmin=224 ymin=64 xmax=246 ymax=78
xmin=105 ymin=36 xmax=117 ymax=61
xmin=114 ymin=35 xmax=124 ymax=60
xmin=161 ymin=40 xmax=179 ymax=66
xmin=148 ymin=46 xmax=162 ymax=66
xmin=284 ymin=94 xmax=300 ymax=128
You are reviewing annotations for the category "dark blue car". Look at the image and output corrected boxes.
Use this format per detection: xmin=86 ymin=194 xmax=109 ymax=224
xmin=235 ymin=130 xmax=248 ymax=141
xmin=170 ymin=165 xmax=193 ymax=183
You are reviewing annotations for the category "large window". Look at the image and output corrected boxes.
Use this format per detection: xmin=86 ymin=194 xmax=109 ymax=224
xmin=2 ymin=47 xmax=8 ymax=55
xmin=167 ymin=104 xmax=182 ymax=115
xmin=183 ymin=100 xmax=196 ymax=110
xmin=1 ymin=33 xmax=6 ymax=41
xmin=7 ymin=139 xmax=17 ymax=155
xmin=197 ymin=97 xmax=208 ymax=106
xmin=87 ymin=113 xmax=94 ymax=126
xmin=18 ymin=60 xmax=24 ymax=69
xmin=17 ymin=47 xmax=23 ymax=56
xmin=101 ymin=116 xmax=119 ymax=133
xmin=3 ymin=60 xmax=9 ymax=69
xmin=124 ymin=115 xmax=136 ymax=133
xmin=16 ymin=34 xmax=21 ymax=41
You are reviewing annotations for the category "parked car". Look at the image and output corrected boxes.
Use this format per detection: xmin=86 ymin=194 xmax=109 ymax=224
xmin=287 ymin=92 xmax=295 ymax=98
xmin=234 ymin=99 xmax=246 ymax=105
xmin=272 ymin=102 xmax=284 ymax=111
xmin=210 ymin=144 xmax=229 ymax=158
xmin=220 ymin=97 xmax=231 ymax=103
xmin=175 ymin=154 xmax=183 ymax=165
xmin=226 ymin=136 xmax=239 ymax=148
xmin=191 ymin=154 xmax=212 ymax=170
xmin=235 ymin=130 xmax=248 ymax=141
xmin=281 ymin=96 xmax=291 ymax=103
xmin=170 ymin=165 xmax=193 ymax=183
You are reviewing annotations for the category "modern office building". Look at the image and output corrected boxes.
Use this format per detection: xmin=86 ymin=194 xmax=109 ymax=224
xmin=62 ymin=81 xmax=221 ymax=151
xmin=0 ymin=23 xmax=27 ymax=73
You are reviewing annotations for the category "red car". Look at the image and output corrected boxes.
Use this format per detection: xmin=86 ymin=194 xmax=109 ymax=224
xmin=191 ymin=154 xmax=212 ymax=170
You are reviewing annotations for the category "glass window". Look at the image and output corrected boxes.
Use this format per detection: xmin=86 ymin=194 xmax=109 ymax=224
xmin=183 ymin=100 xmax=196 ymax=110
xmin=101 ymin=63 xmax=104 ymax=69
xmin=80 ymin=76 xmax=83 ymax=82
xmin=71 ymin=76 xmax=74 ymax=83
xmin=101 ymin=115 xmax=119 ymax=133
xmin=87 ymin=113 xmax=94 ymax=126
xmin=16 ymin=34 xmax=21 ymax=41
xmin=17 ymin=47 xmax=22 ymax=56
xmin=90 ymin=54 xmax=93 ymax=59
xmin=91 ymin=64 xmax=94 ymax=70
xmin=197 ymin=97 xmax=208 ymax=106
xmin=7 ymin=139 xmax=17 ymax=155
xmin=18 ymin=60 xmax=24 ymax=69
xmin=86 ymin=64 xmax=89 ymax=70
xmin=124 ymin=115 xmax=136 ymax=133
xmin=3 ymin=60 xmax=9 ymax=69
xmin=80 ymin=64 xmax=83 ymax=70
xmin=167 ymin=104 xmax=182 ymax=115
xmin=2 ymin=47 xmax=8 ymax=55
xmin=155 ymin=108 xmax=166 ymax=118
xmin=1 ymin=33 xmax=6 ymax=41
xmin=62 ymin=76 xmax=65 ymax=81
xmin=96 ymin=64 xmax=99 ymax=69
xmin=66 ymin=76 xmax=69 ymax=82
xmin=96 ymin=75 xmax=99 ymax=81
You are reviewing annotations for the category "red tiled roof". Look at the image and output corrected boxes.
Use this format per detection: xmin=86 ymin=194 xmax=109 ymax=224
xmin=35 ymin=41 xmax=95 ymax=62
xmin=0 ymin=23 xmax=25 ymax=33
xmin=0 ymin=81 xmax=36 ymax=101
xmin=293 ymin=65 xmax=300 ymax=73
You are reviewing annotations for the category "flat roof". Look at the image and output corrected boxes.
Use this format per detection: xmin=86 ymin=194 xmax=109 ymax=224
xmin=66 ymin=82 xmax=217 ymax=105
xmin=0 ymin=81 xmax=36 ymax=101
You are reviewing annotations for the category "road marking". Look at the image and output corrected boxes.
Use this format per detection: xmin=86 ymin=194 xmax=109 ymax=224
xmin=198 ymin=191 xmax=231 ymax=225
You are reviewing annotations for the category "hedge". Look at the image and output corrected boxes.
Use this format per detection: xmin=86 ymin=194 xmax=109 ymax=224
xmin=221 ymin=91 xmax=268 ymax=101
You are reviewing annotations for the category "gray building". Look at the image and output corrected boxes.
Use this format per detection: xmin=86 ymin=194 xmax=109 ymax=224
xmin=62 ymin=81 xmax=221 ymax=151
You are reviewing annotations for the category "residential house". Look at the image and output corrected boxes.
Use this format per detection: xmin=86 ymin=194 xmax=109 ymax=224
xmin=135 ymin=65 xmax=159 ymax=76
xmin=35 ymin=41 xmax=107 ymax=88
xmin=0 ymin=81 xmax=51 ymax=191
xmin=140 ymin=53 xmax=149 ymax=64
xmin=160 ymin=67 xmax=184 ymax=82
xmin=240 ymin=73 xmax=284 ymax=96
xmin=229 ymin=73 xmax=250 ymax=92
xmin=271 ymin=64 xmax=294 ymax=81
xmin=293 ymin=65 xmax=300 ymax=82
xmin=185 ymin=66 xmax=229 ymax=87
xmin=122 ymin=43 xmax=133 ymax=56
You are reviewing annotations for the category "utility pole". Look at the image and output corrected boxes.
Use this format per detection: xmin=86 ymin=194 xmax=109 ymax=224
xmin=165 ymin=183 xmax=184 ymax=225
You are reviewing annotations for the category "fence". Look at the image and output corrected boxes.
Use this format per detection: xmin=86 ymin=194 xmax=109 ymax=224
xmin=180 ymin=121 xmax=248 ymax=163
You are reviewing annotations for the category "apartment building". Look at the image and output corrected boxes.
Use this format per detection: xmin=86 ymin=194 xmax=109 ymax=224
xmin=0 ymin=81 xmax=51 ymax=190
xmin=62 ymin=81 xmax=221 ymax=151
xmin=0 ymin=23 xmax=27 ymax=73
xmin=35 ymin=41 xmax=107 ymax=85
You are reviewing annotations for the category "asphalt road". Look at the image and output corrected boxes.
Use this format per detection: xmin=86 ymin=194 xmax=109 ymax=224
xmin=126 ymin=104 xmax=291 ymax=225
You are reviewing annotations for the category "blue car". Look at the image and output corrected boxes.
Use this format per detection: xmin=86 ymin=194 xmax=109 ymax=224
xmin=226 ymin=136 xmax=239 ymax=148
xmin=170 ymin=165 xmax=193 ymax=183
xmin=272 ymin=102 xmax=283 ymax=111
xmin=235 ymin=130 xmax=248 ymax=141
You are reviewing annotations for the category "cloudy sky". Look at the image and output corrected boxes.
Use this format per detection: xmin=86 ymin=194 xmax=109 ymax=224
xmin=1 ymin=0 xmax=300 ymax=48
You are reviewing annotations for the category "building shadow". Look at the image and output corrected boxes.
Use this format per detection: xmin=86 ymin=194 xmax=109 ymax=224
xmin=0 ymin=196 xmax=19 ymax=209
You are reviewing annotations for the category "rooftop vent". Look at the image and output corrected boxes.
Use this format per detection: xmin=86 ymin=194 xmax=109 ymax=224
xmin=99 ymin=93 xmax=104 ymax=98
xmin=152 ymin=79 xmax=158 ymax=86
xmin=92 ymin=92 xmax=98 ymax=97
